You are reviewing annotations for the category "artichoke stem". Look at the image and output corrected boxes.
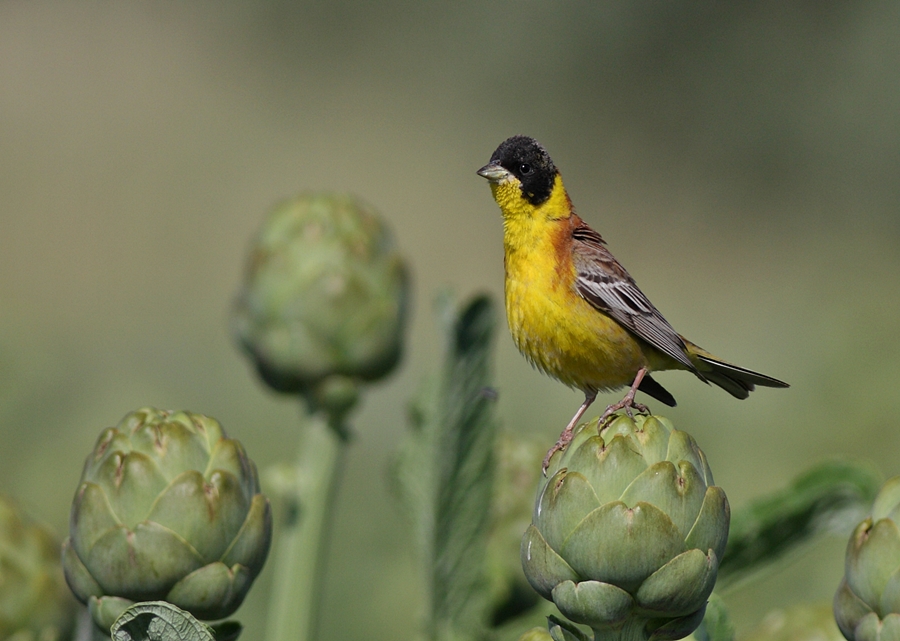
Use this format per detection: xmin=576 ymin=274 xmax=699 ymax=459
xmin=591 ymin=618 xmax=651 ymax=641
xmin=267 ymin=407 xmax=346 ymax=641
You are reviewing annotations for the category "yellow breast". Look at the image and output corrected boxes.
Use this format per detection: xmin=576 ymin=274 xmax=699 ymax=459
xmin=497 ymin=177 xmax=649 ymax=393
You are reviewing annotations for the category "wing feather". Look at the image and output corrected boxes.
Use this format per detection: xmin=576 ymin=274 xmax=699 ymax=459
xmin=571 ymin=222 xmax=699 ymax=374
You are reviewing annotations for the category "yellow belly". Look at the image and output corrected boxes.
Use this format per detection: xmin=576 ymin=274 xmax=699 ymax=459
xmin=506 ymin=275 xmax=648 ymax=392
xmin=504 ymin=229 xmax=653 ymax=393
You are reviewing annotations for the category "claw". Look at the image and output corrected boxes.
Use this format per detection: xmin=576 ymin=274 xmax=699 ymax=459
xmin=542 ymin=390 xmax=596 ymax=475
xmin=595 ymin=367 xmax=650 ymax=427
xmin=543 ymin=368 xmax=653 ymax=475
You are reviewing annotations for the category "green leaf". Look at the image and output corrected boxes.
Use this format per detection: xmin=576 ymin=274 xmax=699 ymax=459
xmin=110 ymin=601 xmax=239 ymax=641
xmin=392 ymin=292 xmax=499 ymax=640
xmin=719 ymin=459 xmax=882 ymax=587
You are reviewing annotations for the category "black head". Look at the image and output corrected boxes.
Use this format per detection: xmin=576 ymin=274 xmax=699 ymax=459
xmin=482 ymin=135 xmax=558 ymax=206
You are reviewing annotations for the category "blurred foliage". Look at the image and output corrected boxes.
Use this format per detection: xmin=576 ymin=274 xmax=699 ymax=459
xmin=688 ymin=594 xmax=735 ymax=641
xmin=719 ymin=460 xmax=883 ymax=588
xmin=741 ymin=603 xmax=844 ymax=641
xmin=393 ymin=294 xmax=501 ymax=640
xmin=0 ymin=496 xmax=76 ymax=641
xmin=2 ymin=3 xmax=900 ymax=640
xmin=485 ymin=433 xmax=545 ymax=629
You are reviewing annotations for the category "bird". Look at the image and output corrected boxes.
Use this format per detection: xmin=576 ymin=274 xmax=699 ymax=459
xmin=476 ymin=135 xmax=788 ymax=472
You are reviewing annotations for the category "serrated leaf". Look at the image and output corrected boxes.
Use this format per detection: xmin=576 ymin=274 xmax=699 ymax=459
xmin=719 ymin=459 xmax=882 ymax=587
xmin=392 ymin=293 xmax=499 ymax=640
xmin=390 ymin=372 xmax=440 ymax=560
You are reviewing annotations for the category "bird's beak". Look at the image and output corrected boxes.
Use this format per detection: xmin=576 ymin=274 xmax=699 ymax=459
xmin=476 ymin=162 xmax=512 ymax=183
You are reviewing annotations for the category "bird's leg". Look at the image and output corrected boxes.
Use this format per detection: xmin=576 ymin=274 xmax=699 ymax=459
xmin=542 ymin=391 xmax=597 ymax=475
xmin=597 ymin=367 xmax=651 ymax=429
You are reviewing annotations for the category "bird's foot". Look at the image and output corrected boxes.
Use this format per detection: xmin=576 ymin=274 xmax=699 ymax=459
xmin=542 ymin=391 xmax=598 ymax=476
xmin=625 ymin=401 xmax=650 ymax=418
xmin=541 ymin=436 xmax=571 ymax=477
xmin=596 ymin=393 xmax=650 ymax=431
xmin=543 ymin=418 xmax=586 ymax=475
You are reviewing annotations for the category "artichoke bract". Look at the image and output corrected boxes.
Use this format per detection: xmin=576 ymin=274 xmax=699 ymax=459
xmin=62 ymin=408 xmax=272 ymax=631
xmin=232 ymin=193 xmax=408 ymax=417
xmin=0 ymin=496 xmax=76 ymax=641
xmin=834 ymin=475 xmax=900 ymax=641
xmin=521 ymin=415 xmax=730 ymax=641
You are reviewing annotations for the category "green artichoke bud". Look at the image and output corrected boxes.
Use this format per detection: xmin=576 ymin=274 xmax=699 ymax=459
xmin=521 ymin=415 xmax=730 ymax=641
xmin=61 ymin=408 xmax=272 ymax=631
xmin=0 ymin=496 xmax=76 ymax=641
xmin=232 ymin=193 xmax=408 ymax=417
xmin=834 ymin=475 xmax=900 ymax=640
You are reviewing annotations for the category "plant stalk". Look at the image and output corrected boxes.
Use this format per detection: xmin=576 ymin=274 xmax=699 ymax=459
xmin=591 ymin=620 xmax=649 ymax=641
xmin=266 ymin=408 xmax=346 ymax=641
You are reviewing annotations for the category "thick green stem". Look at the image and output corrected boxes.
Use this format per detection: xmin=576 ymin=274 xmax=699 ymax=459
xmin=591 ymin=618 xmax=650 ymax=641
xmin=266 ymin=408 xmax=346 ymax=641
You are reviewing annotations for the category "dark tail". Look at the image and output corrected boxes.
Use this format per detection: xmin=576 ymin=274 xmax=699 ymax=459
xmin=692 ymin=352 xmax=789 ymax=400
xmin=638 ymin=374 xmax=677 ymax=406
xmin=681 ymin=337 xmax=789 ymax=399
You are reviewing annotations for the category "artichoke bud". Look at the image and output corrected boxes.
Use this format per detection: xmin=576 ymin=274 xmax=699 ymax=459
xmin=834 ymin=475 xmax=900 ymax=640
xmin=521 ymin=415 xmax=730 ymax=640
xmin=0 ymin=496 xmax=77 ymax=641
xmin=62 ymin=408 xmax=273 ymax=631
xmin=232 ymin=193 xmax=409 ymax=415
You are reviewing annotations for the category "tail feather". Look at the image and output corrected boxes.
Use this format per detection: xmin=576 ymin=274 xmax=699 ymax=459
xmin=693 ymin=353 xmax=789 ymax=400
xmin=638 ymin=374 xmax=677 ymax=407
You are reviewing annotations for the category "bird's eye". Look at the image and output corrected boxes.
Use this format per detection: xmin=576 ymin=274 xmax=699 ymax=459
xmin=519 ymin=163 xmax=533 ymax=176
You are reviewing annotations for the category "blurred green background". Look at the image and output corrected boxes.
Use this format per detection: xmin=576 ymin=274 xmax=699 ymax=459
xmin=1 ymin=2 xmax=898 ymax=639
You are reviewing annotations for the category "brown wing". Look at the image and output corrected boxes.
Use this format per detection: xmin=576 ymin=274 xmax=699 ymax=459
xmin=571 ymin=220 xmax=700 ymax=374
